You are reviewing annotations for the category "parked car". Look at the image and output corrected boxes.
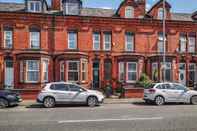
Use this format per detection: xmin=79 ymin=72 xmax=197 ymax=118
xmin=144 ymin=83 xmax=197 ymax=105
xmin=37 ymin=82 xmax=105 ymax=108
xmin=0 ymin=90 xmax=22 ymax=108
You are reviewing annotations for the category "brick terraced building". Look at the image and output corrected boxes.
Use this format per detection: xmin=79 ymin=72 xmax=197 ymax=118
xmin=0 ymin=0 xmax=197 ymax=99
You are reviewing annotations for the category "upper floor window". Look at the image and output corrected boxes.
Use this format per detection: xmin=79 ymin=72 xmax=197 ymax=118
xmin=158 ymin=8 xmax=165 ymax=19
xmin=125 ymin=6 xmax=134 ymax=18
xmin=64 ymin=2 xmax=80 ymax=15
xmin=158 ymin=32 xmax=166 ymax=53
xmin=28 ymin=1 xmax=41 ymax=12
xmin=68 ymin=31 xmax=77 ymax=49
xmin=93 ymin=32 xmax=100 ymax=50
xmin=179 ymin=34 xmax=187 ymax=53
xmin=30 ymin=30 xmax=40 ymax=49
xmin=188 ymin=35 xmax=196 ymax=53
xmin=26 ymin=60 xmax=39 ymax=83
xmin=103 ymin=32 xmax=111 ymax=51
xmin=125 ymin=32 xmax=134 ymax=51
xmin=4 ymin=28 xmax=13 ymax=49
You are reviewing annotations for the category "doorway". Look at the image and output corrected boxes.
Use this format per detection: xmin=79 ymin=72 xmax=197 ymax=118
xmin=93 ymin=61 xmax=100 ymax=89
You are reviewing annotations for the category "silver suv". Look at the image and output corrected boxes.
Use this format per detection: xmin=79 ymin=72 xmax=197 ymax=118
xmin=144 ymin=83 xmax=197 ymax=105
xmin=37 ymin=82 xmax=105 ymax=108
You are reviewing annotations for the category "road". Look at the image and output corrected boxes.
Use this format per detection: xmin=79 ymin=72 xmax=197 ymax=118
xmin=0 ymin=102 xmax=197 ymax=131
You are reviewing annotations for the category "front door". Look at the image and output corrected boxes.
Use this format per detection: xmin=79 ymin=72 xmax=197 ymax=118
xmin=4 ymin=60 xmax=14 ymax=89
xmin=93 ymin=61 xmax=100 ymax=89
xmin=179 ymin=63 xmax=186 ymax=85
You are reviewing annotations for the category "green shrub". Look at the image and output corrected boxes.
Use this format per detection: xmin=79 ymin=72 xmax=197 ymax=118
xmin=137 ymin=73 xmax=152 ymax=89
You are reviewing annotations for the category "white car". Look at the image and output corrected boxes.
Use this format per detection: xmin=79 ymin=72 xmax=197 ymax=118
xmin=144 ymin=83 xmax=197 ymax=105
xmin=37 ymin=82 xmax=105 ymax=108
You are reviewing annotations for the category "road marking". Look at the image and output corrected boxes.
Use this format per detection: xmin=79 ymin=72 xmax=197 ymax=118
xmin=58 ymin=117 xmax=163 ymax=124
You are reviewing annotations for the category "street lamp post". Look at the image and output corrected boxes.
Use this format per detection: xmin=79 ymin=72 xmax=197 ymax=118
xmin=163 ymin=0 xmax=166 ymax=82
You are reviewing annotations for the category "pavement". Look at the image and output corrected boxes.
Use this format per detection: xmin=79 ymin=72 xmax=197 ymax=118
xmin=1 ymin=99 xmax=197 ymax=131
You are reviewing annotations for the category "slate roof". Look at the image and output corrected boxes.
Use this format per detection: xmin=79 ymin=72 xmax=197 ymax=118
xmin=0 ymin=2 xmax=195 ymax=22
xmin=0 ymin=2 xmax=25 ymax=12
xmin=171 ymin=13 xmax=193 ymax=21
xmin=80 ymin=8 xmax=115 ymax=17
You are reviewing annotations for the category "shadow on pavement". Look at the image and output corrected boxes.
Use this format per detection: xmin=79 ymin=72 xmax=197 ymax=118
xmin=132 ymin=101 xmax=189 ymax=106
xmin=26 ymin=103 xmax=90 ymax=109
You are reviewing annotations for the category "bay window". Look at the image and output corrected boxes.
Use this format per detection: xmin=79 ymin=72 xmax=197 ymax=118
xmin=26 ymin=60 xmax=39 ymax=83
xmin=4 ymin=30 xmax=13 ymax=49
xmin=81 ymin=60 xmax=88 ymax=82
xmin=67 ymin=61 xmax=79 ymax=82
xmin=30 ymin=31 xmax=40 ymax=49
xmin=188 ymin=36 xmax=196 ymax=53
xmin=103 ymin=32 xmax=111 ymax=51
xmin=68 ymin=31 xmax=77 ymax=49
xmin=43 ymin=60 xmax=49 ymax=82
xmin=127 ymin=62 xmax=137 ymax=82
xmin=93 ymin=32 xmax=100 ymax=50
xmin=152 ymin=63 xmax=158 ymax=81
xmin=125 ymin=32 xmax=134 ymax=51
xmin=119 ymin=62 xmax=125 ymax=82
xmin=20 ymin=61 xmax=23 ymax=83
xmin=60 ymin=61 xmax=65 ymax=81
xmin=180 ymin=34 xmax=187 ymax=52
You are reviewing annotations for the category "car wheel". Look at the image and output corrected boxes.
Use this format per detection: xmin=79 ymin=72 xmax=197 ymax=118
xmin=87 ymin=96 xmax=98 ymax=107
xmin=43 ymin=97 xmax=55 ymax=108
xmin=155 ymin=96 xmax=165 ymax=106
xmin=191 ymin=96 xmax=197 ymax=105
xmin=0 ymin=98 xmax=9 ymax=109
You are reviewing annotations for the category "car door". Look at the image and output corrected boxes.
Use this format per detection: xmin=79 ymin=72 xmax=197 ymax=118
xmin=68 ymin=84 xmax=88 ymax=103
xmin=172 ymin=84 xmax=188 ymax=102
xmin=50 ymin=84 xmax=70 ymax=102
xmin=162 ymin=84 xmax=178 ymax=102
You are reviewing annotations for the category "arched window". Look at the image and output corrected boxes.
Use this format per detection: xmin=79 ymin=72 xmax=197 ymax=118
xmin=158 ymin=8 xmax=166 ymax=19
xmin=125 ymin=6 xmax=134 ymax=18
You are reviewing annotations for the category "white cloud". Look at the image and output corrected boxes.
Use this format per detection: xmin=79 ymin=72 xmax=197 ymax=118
xmin=146 ymin=3 xmax=151 ymax=11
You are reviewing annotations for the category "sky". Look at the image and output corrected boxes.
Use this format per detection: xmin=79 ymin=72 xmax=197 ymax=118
xmin=0 ymin=0 xmax=196 ymax=13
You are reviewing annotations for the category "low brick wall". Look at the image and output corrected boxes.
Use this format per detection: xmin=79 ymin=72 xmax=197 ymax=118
xmin=124 ymin=88 xmax=144 ymax=98
xmin=13 ymin=89 xmax=39 ymax=100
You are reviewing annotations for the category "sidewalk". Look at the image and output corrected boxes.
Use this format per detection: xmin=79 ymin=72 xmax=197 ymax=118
xmin=19 ymin=98 xmax=143 ymax=107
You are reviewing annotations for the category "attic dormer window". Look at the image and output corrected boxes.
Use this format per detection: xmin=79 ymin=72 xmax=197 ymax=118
xmin=28 ymin=1 xmax=41 ymax=12
xmin=125 ymin=6 xmax=134 ymax=18
xmin=158 ymin=8 xmax=166 ymax=19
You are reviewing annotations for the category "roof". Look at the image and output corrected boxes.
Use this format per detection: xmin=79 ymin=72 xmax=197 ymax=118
xmin=80 ymin=8 xmax=115 ymax=17
xmin=0 ymin=2 xmax=25 ymax=12
xmin=147 ymin=0 xmax=171 ymax=14
xmin=171 ymin=13 xmax=193 ymax=21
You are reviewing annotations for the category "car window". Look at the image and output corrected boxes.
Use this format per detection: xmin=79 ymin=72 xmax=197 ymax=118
xmin=69 ymin=84 xmax=82 ymax=92
xmin=157 ymin=84 xmax=166 ymax=89
xmin=50 ymin=84 xmax=69 ymax=91
xmin=173 ymin=84 xmax=186 ymax=90
xmin=147 ymin=84 xmax=156 ymax=89
xmin=165 ymin=84 xmax=173 ymax=90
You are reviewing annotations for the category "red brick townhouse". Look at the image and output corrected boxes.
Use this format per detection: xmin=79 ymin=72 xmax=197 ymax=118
xmin=0 ymin=0 xmax=197 ymax=98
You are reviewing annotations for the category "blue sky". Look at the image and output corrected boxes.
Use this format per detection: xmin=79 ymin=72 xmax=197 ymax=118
xmin=0 ymin=0 xmax=196 ymax=13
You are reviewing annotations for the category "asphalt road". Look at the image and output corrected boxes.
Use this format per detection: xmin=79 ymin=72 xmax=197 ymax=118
xmin=0 ymin=102 xmax=197 ymax=131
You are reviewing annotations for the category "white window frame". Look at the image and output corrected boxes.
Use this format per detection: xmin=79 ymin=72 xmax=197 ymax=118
xmin=126 ymin=62 xmax=137 ymax=83
xmin=4 ymin=30 xmax=13 ymax=49
xmin=93 ymin=32 xmax=100 ymax=50
xmin=42 ymin=59 xmax=49 ymax=82
xmin=67 ymin=61 xmax=80 ymax=82
xmin=26 ymin=60 xmax=39 ymax=83
xmin=152 ymin=63 xmax=158 ymax=81
xmin=28 ymin=1 xmax=41 ymax=12
xmin=180 ymin=35 xmax=187 ymax=53
xmin=119 ymin=62 xmax=125 ymax=82
xmin=20 ymin=61 xmax=23 ymax=83
xmin=81 ymin=59 xmax=88 ymax=82
xmin=125 ymin=6 xmax=134 ymax=18
xmin=103 ymin=33 xmax=111 ymax=51
xmin=188 ymin=36 xmax=196 ymax=53
xmin=30 ymin=31 xmax=40 ymax=49
xmin=60 ymin=61 xmax=65 ymax=81
xmin=68 ymin=32 xmax=77 ymax=49
xmin=158 ymin=8 xmax=165 ymax=19
xmin=125 ymin=32 xmax=134 ymax=51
